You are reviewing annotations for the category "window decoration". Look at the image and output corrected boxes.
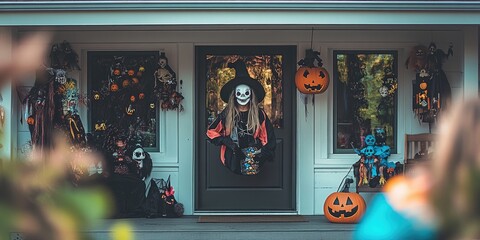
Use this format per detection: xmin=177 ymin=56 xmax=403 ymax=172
xmin=406 ymin=42 xmax=453 ymax=131
xmin=205 ymin=54 xmax=284 ymax=129
xmin=334 ymin=51 xmax=397 ymax=153
xmin=88 ymin=51 xmax=158 ymax=148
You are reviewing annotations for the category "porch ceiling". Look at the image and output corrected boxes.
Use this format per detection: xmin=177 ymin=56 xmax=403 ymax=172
xmin=1 ymin=1 xmax=480 ymax=26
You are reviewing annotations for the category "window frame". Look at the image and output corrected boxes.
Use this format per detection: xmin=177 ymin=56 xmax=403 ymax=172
xmin=332 ymin=50 xmax=398 ymax=154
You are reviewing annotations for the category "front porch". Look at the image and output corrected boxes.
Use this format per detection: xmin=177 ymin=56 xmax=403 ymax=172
xmin=86 ymin=216 xmax=355 ymax=240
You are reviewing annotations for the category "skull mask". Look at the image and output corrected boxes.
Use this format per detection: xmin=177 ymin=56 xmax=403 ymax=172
xmin=132 ymin=144 xmax=146 ymax=169
xmin=235 ymin=84 xmax=251 ymax=106
xmin=379 ymin=86 xmax=389 ymax=98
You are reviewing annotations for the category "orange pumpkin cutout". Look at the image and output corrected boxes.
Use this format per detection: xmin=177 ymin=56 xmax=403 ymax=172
xmin=295 ymin=66 xmax=330 ymax=94
xmin=110 ymin=83 xmax=119 ymax=92
xmin=138 ymin=93 xmax=145 ymax=100
xmin=27 ymin=116 xmax=35 ymax=125
xmin=127 ymin=69 xmax=135 ymax=76
xmin=113 ymin=69 xmax=121 ymax=76
xmin=323 ymin=192 xmax=366 ymax=223
xmin=130 ymin=95 xmax=136 ymax=102
xmin=122 ymin=79 xmax=130 ymax=88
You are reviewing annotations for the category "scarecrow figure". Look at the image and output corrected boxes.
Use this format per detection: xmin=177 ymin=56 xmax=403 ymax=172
xmin=206 ymin=60 xmax=276 ymax=175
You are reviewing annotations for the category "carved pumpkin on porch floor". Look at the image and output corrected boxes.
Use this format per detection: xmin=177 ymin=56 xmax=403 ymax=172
xmin=296 ymin=49 xmax=330 ymax=94
xmin=324 ymin=192 xmax=366 ymax=223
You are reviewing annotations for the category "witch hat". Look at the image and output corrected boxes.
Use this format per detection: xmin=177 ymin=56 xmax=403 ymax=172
xmin=220 ymin=60 xmax=265 ymax=103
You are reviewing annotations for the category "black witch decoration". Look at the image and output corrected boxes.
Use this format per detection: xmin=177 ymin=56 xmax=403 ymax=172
xmin=408 ymin=42 xmax=453 ymax=131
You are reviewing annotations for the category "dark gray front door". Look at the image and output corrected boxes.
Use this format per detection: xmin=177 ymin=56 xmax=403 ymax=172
xmin=196 ymin=46 xmax=296 ymax=211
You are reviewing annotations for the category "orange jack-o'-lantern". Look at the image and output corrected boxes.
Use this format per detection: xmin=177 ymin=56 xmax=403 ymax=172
xmin=295 ymin=66 xmax=330 ymax=94
xmin=419 ymin=81 xmax=428 ymax=90
xmin=131 ymin=77 xmax=139 ymax=84
xmin=323 ymin=192 xmax=366 ymax=223
xmin=130 ymin=95 xmax=136 ymax=102
xmin=27 ymin=116 xmax=35 ymax=125
xmin=110 ymin=83 xmax=119 ymax=92
xmin=113 ymin=69 xmax=121 ymax=76
xmin=122 ymin=79 xmax=130 ymax=88
xmin=139 ymin=93 xmax=145 ymax=100
xmin=127 ymin=69 xmax=135 ymax=76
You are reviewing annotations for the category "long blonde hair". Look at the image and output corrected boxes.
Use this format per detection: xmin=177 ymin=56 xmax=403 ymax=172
xmin=224 ymin=90 xmax=260 ymax=136
xmin=432 ymin=99 xmax=480 ymax=239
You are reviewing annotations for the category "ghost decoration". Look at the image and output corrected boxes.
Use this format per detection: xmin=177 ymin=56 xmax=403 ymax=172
xmin=131 ymin=144 xmax=153 ymax=181
xmin=235 ymin=84 xmax=251 ymax=106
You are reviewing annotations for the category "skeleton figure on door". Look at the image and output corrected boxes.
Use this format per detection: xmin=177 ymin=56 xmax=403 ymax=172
xmin=206 ymin=60 xmax=276 ymax=175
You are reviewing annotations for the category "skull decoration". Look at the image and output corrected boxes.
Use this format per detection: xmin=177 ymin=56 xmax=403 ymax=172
xmin=235 ymin=84 xmax=251 ymax=106
xmin=364 ymin=134 xmax=376 ymax=146
xmin=379 ymin=86 xmax=389 ymax=98
xmin=55 ymin=69 xmax=67 ymax=84
xmin=132 ymin=144 xmax=146 ymax=169
xmin=362 ymin=146 xmax=375 ymax=157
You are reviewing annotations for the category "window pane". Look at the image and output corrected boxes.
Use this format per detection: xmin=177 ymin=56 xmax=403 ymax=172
xmin=334 ymin=51 xmax=397 ymax=153
xmin=88 ymin=51 xmax=158 ymax=149
xmin=206 ymin=55 xmax=284 ymax=128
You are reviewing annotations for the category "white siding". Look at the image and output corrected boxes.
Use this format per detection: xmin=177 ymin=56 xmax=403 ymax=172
xmin=14 ymin=26 xmax=473 ymax=215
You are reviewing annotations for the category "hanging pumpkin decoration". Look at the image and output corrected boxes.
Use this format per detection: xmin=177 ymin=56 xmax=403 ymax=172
xmin=127 ymin=69 xmax=135 ymax=76
xmin=323 ymin=192 xmax=366 ymax=223
xmin=113 ymin=69 xmax=121 ymax=76
xmin=295 ymin=49 xmax=330 ymax=94
xmin=122 ymin=79 xmax=130 ymax=88
xmin=110 ymin=83 xmax=119 ymax=92
xmin=130 ymin=95 xmax=136 ymax=102
xmin=131 ymin=77 xmax=139 ymax=85
xmin=27 ymin=116 xmax=35 ymax=125
xmin=138 ymin=93 xmax=145 ymax=100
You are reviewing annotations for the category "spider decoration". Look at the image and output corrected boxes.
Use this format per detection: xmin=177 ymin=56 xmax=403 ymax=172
xmin=410 ymin=42 xmax=453 ymax=128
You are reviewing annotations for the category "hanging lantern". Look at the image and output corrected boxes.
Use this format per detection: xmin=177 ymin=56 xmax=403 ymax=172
xmin=130 ymin=95 xmax=136 ymax=102
xmin=127 ymin=69 xmax=135 ymax=76
xmin=138 ymin=93 xmax=145 ymax=100
xmin=113 ymin=69 xmax=121 ymax=76
xmin=122 ymin=79 xmax=130 ymax=88
xmin=295 ymin=49 xmax=330 ymax=94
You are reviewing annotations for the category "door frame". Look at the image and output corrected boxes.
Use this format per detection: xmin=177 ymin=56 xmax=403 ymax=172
xmin=194 ymin=45 xmax=297 ymax=213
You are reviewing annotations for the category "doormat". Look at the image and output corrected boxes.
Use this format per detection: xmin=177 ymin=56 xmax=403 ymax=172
xmin=198 ymin=215 xmax=308 ymax=223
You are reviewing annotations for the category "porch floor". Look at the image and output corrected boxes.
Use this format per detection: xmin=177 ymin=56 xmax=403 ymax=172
xmin=86 ymin=215 xmax=356 ymax=240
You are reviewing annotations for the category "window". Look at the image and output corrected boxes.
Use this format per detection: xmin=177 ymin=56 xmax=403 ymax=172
xmin=205 ymin=54 xmax=284 ymax=129
xmin=88 ymin=51 xmax=159 ymax=149
xmin=334 ymin=51 xmax=397 ymax=153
